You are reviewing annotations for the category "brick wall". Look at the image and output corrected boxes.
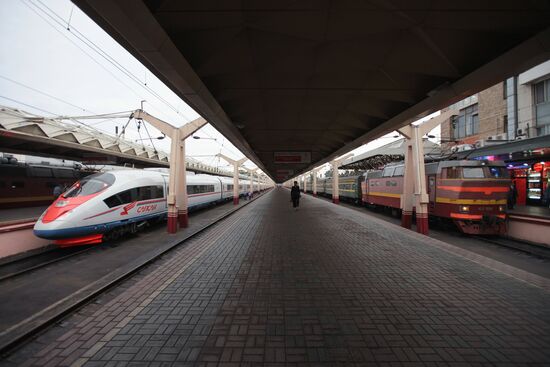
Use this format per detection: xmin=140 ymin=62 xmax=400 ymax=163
xmin=477 ymin=82 xmax=507 ymax=141
xmin=440 ymin=83 xmax=507 ymax=150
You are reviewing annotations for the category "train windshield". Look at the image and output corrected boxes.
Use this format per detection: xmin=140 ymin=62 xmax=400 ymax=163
xmin=487 ymin=166 xmax=509 ymax=178
xmin=462 ymin=167 xmax=485 ymax=179
xmin=63 ymin=172 xmax=115 ymax=198
xmin=461 ymin=166 xmax=509 ymax=179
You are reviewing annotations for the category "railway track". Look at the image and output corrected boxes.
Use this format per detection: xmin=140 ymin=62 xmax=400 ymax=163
xmin=471 ymin=235 xmax=550 ymax=260
xmin=0 ymin=190 xmax=270 ymax=357
xmin=309 ymin=193 xmax=550 ymax=262
xmin=0 ymin=246 xmax=95 ymax=282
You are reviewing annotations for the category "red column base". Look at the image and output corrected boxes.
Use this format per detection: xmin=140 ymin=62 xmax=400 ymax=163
xmin=416 ymin=214 xmax=429 ymax=235
xmin=233 ymin=197 xmax=239 ymax=205
xmin=167 ymin=215 xmax=178 ymax=233
xmin=332 ymin=197 xmax=339 ymax=204
xmin=401 ymin=211 xmax=412 ymax=229
xmin=178 ymin=211 xmax=188 ymax=228
xmin=313 ymin=193 xmax=317 ymax=197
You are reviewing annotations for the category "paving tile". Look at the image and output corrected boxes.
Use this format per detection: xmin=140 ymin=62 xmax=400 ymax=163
xmin=3 ymin=189 xmax=550 ymax=366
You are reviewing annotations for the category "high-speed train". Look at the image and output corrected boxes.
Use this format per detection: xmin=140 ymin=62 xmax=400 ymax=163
xmin=33 ymin=169 xmax=258 ymax=247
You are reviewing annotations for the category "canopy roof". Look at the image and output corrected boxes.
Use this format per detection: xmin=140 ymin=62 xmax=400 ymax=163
xmin=73 ymin=0 xmax=550 ymax=180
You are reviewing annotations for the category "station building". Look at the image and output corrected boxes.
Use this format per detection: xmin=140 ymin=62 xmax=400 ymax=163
xmin=439 ymin=60 xmax=550 ymax=207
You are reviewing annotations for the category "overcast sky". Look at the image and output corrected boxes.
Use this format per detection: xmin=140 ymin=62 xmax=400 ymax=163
xmin=0 ymin=0 xmax=439 ymax=176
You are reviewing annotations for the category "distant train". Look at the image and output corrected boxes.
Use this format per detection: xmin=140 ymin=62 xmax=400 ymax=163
xmin=0 ymin=160 xmax=93 ymax=209
xmin=309 ymin=160 xmax=510 ymax=235
xmin=34 ymin=169 xmax=261 ymax=247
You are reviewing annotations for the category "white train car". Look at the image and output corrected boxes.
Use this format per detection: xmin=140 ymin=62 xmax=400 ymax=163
xmin=219 ymin=176 xmax=234 ymax=201
xmin=33 ymin=169 xmax=250 ymax=247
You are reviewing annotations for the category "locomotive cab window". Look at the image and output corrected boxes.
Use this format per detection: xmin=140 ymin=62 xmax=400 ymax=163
xmin=487 ymin=167 xmax=509 ymax=178
xmin=444 ymin=167 xmax=461 ymax=179
xmin=382 ymin=167 xmax=395 ymax=177
xmin=393 ymin=166 xmax=404 ymax=176
xmin=463 ymin=167 xmax=485 ymax=179
xmin=64 ymin=172 xmax=115 ymax=198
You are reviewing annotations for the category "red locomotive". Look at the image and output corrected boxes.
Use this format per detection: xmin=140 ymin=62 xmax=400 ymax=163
xmin=361 ymin=160 xmax=510 ymax=235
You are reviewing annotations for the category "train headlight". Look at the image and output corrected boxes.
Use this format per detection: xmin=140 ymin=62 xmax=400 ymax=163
xmin=55 ymin=200 xmax=69 ymax=207
xmin=459 ymin=205 xmax=470 ymax=213
xmin=498 ymin=205 xmax=506 ymax=212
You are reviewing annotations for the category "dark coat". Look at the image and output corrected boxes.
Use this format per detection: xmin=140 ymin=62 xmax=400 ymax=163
xmin=290 ymin=186 xmax=301 ymax=199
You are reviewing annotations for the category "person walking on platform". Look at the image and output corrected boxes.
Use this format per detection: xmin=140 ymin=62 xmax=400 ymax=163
xmin=507 ymin=181 xmax=518 ymax=210
xmin=290 ymin=181 xmax=301 ymax=210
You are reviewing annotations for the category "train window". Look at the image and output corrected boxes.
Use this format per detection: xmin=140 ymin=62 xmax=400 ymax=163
xmin=55 ymin=169 xmax=76 ymax=178
xmin=226 ymin=184 xmax=233 ymax=191
xmin=187 ymin=185 xmax=215 ymax=194
xmin=487 ymin=167 xmax=509 ymax=178
xmin=393 ymin=166 xmax=404 ymax=176
xmin=64 ymin=172 xmax=115 ymax=198
xmin=463 ymin=167 xmax=485 ymax=179
xmin=11 ymin=181 xmax=24 ymax=188
xmin=382 ymin=167 xmax=395 ymax=177
xmin=104 ymin=194 xmax=123 ymax=208
xmin=444 ymin=167 xmax=461 ymax=179
xmin=29 ymin=167 xmax=53 ymax=178
xmin=139 ymin=186 xmax=163 ymax=200
xmin=137 ymin=187 xmax=153 ymax=200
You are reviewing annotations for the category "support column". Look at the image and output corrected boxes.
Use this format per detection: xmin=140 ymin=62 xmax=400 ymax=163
xmin=130 ymin=109 xmax=207 ymax=233
xmin=312 ymin=167 xmax=321 ymax=196
xmin=412 ymin=127 xmax=429 ymax=235
xmin=332 ymin=162 xmax=340 ymax=204
xmin=217 ymin=154 xmax=247 ymax=205
xmin=396 ymin=109 xmax=457 ymax=235
xmin=244 ymin=167 xmax=258 ymax=199
xmin=167 ymin=131 xmax=179 ymax=233
xmin=401 ymin=139 xmax=414 ymax=229
xmin=330 ymin=154 xmax=353 ymax=204
xmin=176 ymin=134 xmax=188 ymax=228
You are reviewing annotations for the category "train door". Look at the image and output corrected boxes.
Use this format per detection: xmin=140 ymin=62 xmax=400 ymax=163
xmin=427 ymin=175 xmax=436 ymax=213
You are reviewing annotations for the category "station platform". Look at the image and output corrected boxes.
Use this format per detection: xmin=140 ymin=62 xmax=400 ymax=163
xmin=507 ymin=205 xmax=550 ymax=246
xmin=4 ymin=188 xmax=550 ymax=366
xmin=0 ymin=206 xmax=47 ymax=226
xmin=509 ymin=205 xmax=550 ymax=219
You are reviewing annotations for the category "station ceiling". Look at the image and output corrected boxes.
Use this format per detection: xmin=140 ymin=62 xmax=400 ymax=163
xmin=72 ymin=0 xmax=550 ymax=182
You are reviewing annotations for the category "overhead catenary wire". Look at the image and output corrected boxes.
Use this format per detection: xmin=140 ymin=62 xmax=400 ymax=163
xmin=0 ymin=95 xmax=57 ymax=116
xmin=28 ymin=0 xmax=191 ymax=122
xmin=20 ymin=0 xmax=184 ymax=127
xmin=0 ymin=75 xmax=96 ymax=114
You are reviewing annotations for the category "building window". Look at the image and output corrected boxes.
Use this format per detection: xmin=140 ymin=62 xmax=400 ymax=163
xmin=535 ymin=79 xmax=550 ymax=136
xmin=503 ymin=115 xmax=508 ymax=134
xmin=452 ymin=104 xmax=479 ymax=139
xmin=503 ymin=80 xmax=507 ymax=99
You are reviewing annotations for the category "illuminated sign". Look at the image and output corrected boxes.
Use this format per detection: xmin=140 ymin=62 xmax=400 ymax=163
xmin=533 ymin=162 xmax=544 ymax=172
xmin=274 ymin=152 xmax=311 ymax=164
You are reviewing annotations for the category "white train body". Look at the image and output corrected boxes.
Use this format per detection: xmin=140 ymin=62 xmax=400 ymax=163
xmin=33 ymin=169 xmax=258 ymax=247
